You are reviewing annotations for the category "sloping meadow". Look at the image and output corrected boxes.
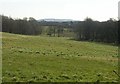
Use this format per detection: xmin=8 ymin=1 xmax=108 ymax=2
xmin=2 ymin=32 xmax=118 ymax=82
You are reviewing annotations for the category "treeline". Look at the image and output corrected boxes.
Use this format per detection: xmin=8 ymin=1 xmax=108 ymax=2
xmin=2 ymin=15 xmax=70 ymax=36
xmin=1 ymin=15 xmax=119 ymax=44
xmin=2 ymin=16 xmax=42 ymax=35
xmin=74 ymin=18 xmax=118 ymax=43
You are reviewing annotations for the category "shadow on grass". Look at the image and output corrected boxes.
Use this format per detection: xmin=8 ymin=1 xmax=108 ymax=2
xmin=68 ymin=38 xmax=118 ymax=47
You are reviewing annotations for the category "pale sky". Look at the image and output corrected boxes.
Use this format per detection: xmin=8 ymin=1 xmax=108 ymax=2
xmin=0 ymin=0 xmax=119 ymax=21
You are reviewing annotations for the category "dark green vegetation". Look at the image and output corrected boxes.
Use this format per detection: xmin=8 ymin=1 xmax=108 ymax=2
xmin=2 ymin=15 xmax=118 ymax=44
xmin=2 ymin=32 xmax=118 ymax=82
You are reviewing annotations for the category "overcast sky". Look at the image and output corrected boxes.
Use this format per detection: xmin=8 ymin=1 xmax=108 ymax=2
xmin=0 ymin=0 xmax=119 ymax=21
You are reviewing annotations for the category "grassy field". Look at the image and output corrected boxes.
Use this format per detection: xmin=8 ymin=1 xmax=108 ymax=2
xmin=2 ymin=32 xmax=118 ymax=82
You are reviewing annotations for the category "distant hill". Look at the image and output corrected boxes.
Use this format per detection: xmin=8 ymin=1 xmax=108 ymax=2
xmin=38 ymin=18 xmax=76 ymax=22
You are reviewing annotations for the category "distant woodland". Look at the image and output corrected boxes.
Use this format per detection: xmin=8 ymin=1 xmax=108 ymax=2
xmin=1 ymin=15 xmax=119 ymax=44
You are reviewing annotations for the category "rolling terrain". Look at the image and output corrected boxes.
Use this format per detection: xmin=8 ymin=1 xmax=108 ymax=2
xmin=2 ymin=32 xmax=118 ymax=82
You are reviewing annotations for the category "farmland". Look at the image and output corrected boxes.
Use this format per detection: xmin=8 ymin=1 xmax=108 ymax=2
xmin=2 ymin=32 xmax=118 ymax=82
